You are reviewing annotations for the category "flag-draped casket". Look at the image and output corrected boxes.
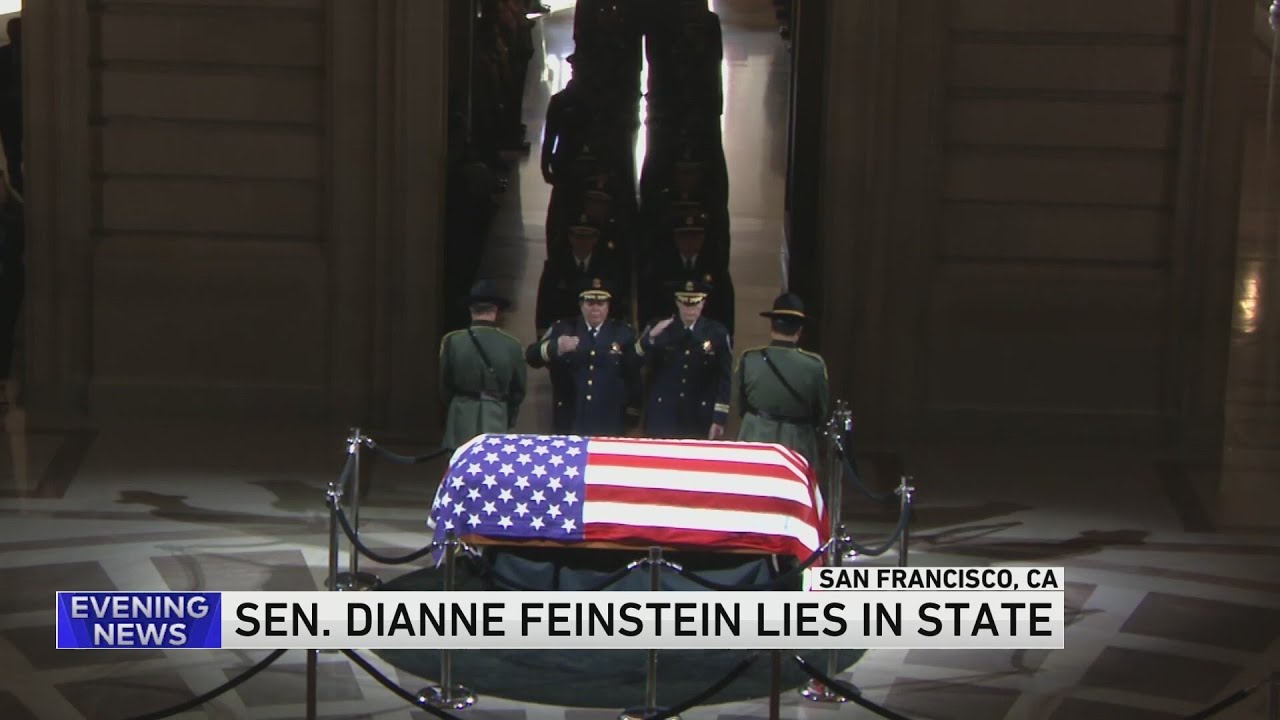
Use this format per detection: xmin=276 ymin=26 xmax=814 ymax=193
xmin=429 ymin=434 xmax=829 ymax=562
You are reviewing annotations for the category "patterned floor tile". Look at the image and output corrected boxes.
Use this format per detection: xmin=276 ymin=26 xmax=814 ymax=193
xmin=903 ymin=648 xmax=1048 ymax=674
xmin=228 ymin=658 xmax=364 ymax=707
xmin=1119 ymin=592 xmax=1280 ymax=652
xmin=1049 ymin=697 xmax=1181 ymax=720
xmin=4 ymin=624 xmax=164 ymax=670
xmin=882 ymin=677 xmax=1021 ymax=720
xmin=0 ymin=691 xmax=39 ymax=720
xmin=412 ymin=709 xmax=528 ymax=720
xmin=1078 ymin=647 xmax=1238 ymax=703
xmin=56 ymin=670 xmax=195 ymax=720
xmin=152 ymin=549 xmax=318 ymax=592
xmin=0 ymin=561 xmax=116 ymax=614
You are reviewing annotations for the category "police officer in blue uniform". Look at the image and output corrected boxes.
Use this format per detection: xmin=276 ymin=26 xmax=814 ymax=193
xmin=637 ymin=280 xmax=732 ymax=439
xmin=527 ymin=277 xmax=642 ymax=436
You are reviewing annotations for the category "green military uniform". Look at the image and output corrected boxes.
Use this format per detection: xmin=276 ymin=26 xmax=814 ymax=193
xmin=735 ymin=293 xmax=829 ymax=472
xmin=439 ymin=282 xmax=528 ymax=450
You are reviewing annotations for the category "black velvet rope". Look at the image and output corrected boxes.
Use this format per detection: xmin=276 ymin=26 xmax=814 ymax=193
xmin=341 ymin=649 xmax=466 ymax=720
xmin=330 ymin=500 xmax=442 ymax=565
xmin=640 ymin=652 xmax=760 ymax=720
xmin=838 ymin=500 xmax=912 ymax=558
xmin=833 ymin=436 xmax=897 ymax=504
xmin=364 ymin=440 xmax=452 ymax=465
xmin=467 ymin=549 xmax=647 ymax=592
xmin=664 ymin=541 xmax=829 ymax=591
xmin=123 ymin=649 xmax=287 ymax=720
xmin=792 ymin=654 xmax=915 ymax=720
xmin=1182 ymin=681 xmax=1264 ymax=719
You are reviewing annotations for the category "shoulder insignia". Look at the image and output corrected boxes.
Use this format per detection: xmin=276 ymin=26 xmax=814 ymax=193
xmin=439 ymin=329 xmax=466 ymax=353
xmin=797 ymin=348 xmax=827 ymax=365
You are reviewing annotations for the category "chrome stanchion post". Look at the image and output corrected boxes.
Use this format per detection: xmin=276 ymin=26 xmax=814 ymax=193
xmin=896 ymin=475 xmax=915 ymax=568
xmin=620 ymin=547 xmax=676 ymax=720
xmin=802 ymin=403 xmax=852 ymax=704
xmin=420 ymin=530 xmax=476 ymax=710
xmin=326 ymin=478 xmax=343 ymax=591
xmin=305 ymin=649 xmax=318 ymax=720
xmin=334 ymin=428 xmax=381 ymax=591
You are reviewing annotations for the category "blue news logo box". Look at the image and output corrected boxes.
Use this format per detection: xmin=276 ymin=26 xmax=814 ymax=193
xmin=56 ymin=592 xmax=222 ymax=649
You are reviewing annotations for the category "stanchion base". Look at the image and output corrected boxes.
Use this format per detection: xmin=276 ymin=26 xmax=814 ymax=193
xmin=799 ymin=679 xmax=855 ymax=703
xmin=618 ymin=706 xmax=678 ymax=720
xmin=331 ymin=572 xmax=382 ymax=591
xmin=418 ymin=685 xmax=476 ymax=710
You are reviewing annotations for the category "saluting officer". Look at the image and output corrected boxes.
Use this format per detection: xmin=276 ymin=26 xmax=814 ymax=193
xmin=638 ymin=280 xmax=731 ymax=439
xmin=527 ymin=278 xmax=642 ymax=436
xmin=736 ymin=293 xmax=829 ymax=471
xmin=439 ymin=280 xmax=528 ymax=449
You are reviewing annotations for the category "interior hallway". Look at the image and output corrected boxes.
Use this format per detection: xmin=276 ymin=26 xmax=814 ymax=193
xmin=0 ymin=2 xmax=1277 ymax=719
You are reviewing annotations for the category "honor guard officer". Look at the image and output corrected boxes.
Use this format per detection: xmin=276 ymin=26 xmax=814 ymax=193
xmin=527 ymin=278 xmax=642 ymax=436
xmin=439 ymin=280 xmax=528 ymax=449
xmin=736 ymin=293 xmax=829 ymax=471
xmin=637 ymin=280 xmax=731 ymax=440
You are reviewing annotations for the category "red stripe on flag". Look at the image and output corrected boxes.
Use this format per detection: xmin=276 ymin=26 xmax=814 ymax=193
xmin=587 ymin=452 xmax=811 ymax=487
xmin=583 ymin=523 xmax=823 ymax=564
xmin=585 ymin=484 xmax=823 ymax=530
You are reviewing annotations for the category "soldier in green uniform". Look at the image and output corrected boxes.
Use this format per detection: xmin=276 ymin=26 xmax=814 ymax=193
xmin=439 ymin=280 xmax=528 ymax=449
xmin=736 ymin=293 xmax=829 ymax=472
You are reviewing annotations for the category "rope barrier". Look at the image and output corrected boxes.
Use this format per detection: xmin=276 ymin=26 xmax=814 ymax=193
xmin=838 ymin=500 xmax=912 ymax=557
xmin=792 ymin=655 xmax=916 ymax=720
xmin=642 ymin=652 xmax=761 ymax=720
xmin=467 ymin=549 xmax=649 ymax=592
xmin=342 ymin=649 xmax=467 ymax=720
xmin=123 ymin=649 xmax=288 ymax=720
xmin=330 ymin=500 xmax=442 ymax=565
xmin=664 ymin=542 xmax=829 ymax=591
xmin=832 ymin=436 xmax=896 ymax=504
xmin=363 ymin=440 xmax=452 ymax=465
xmin=1183 ymin=680 xmax=1265 ymax=719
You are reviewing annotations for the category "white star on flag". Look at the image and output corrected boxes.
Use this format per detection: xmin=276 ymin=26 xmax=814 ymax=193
xmin=467 ymin=463 xmax=482 ymax=475
xmin=519 ymin=437 xmax=534 ymax=446
xmin=503 ymin=444 xmax=517 ymax=454
xmin=549 ymin=455 xmax=564 ymax=467
xmin=531 ymin=516 xmax=545 ymax=530
xmin=552 ymin=439 xmax=566 ymax=447
xmin=482 ymin=474 xmax=498 ymax=488
xmin=548 ymin=477 xmax=563 ymax=491
xmin=498 ymin=516 xmax=513 ymax=529
xmin=482 ymin=501 xmax=497 ymax=516
xmin=468 ymin=513 xmax=481 ymax=527
xmin=514 ymin=476 xmax=530 ymax=489
xmin=517 ymin=453 xmax=532 ymax=465
xmin=485 ymin=452 xmax=499 ymax=463
xmin=531 ymin=490 xmax=546 ymax=504
xmin=565 ymin=467 xmax=580 ymax=478
xmin=562 ymin=518 xmax=576 ymax=532
xmin=467 ymin=488 xmax=481 ymax=500
xmin=563 ymin=491 xmax=578 ymax=506
xmin=500 ymin=463 xmax=514 ymax=476
xmin=547 ymin=504 xmax=562 ymax=519
xmin=498 ymin=488 xmax=514 ymax=502
xmin=515 ymin=502 xmax=530 ymax=517
xmin=532 ymin=465 xmax=547 ymax=478
xmin=567 ymin=447 xmax=582 ymax=456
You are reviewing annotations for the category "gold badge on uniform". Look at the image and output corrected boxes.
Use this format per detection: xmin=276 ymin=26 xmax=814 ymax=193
xmin=610 ymin=342 xmax=622 ymax=355
xmin=702 ymin=339 xmax=714 ymax=354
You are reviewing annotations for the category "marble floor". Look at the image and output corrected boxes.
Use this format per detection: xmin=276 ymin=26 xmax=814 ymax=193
xmin=1 ymin=1 xmax=1279 ymax=719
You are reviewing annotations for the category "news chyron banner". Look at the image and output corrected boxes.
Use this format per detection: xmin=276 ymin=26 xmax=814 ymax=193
xmin=56 ymin=567 xmax=1065 ymax=651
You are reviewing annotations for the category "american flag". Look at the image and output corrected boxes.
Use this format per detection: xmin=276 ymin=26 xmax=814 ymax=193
xmin=429 ymin=434 xmax=828 ymax=562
